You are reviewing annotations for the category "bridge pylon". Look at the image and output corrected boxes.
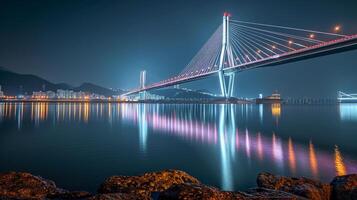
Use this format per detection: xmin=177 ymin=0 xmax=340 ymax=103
xmin=139 ymin=70 xmax=147 ymax=100
xmin=218 ymin=12 xmax=235 ymax=98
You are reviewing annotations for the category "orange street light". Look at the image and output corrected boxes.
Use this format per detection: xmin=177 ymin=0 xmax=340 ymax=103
xmin=334 ymin=25 xmax=341 ymax=32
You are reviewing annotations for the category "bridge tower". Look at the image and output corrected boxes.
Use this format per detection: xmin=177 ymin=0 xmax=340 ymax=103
xmin=218 ymin=12 xmax=235 ymax=98
xmin=139 ymin=70 xmax=147 ymax=100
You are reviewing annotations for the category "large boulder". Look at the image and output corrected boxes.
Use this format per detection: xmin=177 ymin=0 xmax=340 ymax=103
xmin=257 ymin=172 xmax=331 ymax=200
xmin=0 ymin=172 xmax=63 ymax=199
xmin=330 ymin=174 xmax=357 ymax=200
xmin=158 ymin=183 xmax=246 ymax=200
xmin=98 ymin=169 xmax=200 ymax=198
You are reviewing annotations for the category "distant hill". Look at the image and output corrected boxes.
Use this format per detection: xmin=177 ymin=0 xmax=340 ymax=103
xmin=0 ymin=67 xmax=122 ymax=96
xmin=74 ymin=83 xmax=124 ymax=96
xmin=151 ymin=88 xmax=217 ymax=99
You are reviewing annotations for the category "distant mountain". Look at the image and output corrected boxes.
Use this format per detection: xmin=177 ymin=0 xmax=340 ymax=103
xmin=0 ymin=66 xmax=122 ymax=96
xmin=151 ymin=88 xmax=217 ymax=99
xmin=74 ymin=83 xmax=124 ymax=96
xmin=0 ymin=67 xmax=68 ymax=95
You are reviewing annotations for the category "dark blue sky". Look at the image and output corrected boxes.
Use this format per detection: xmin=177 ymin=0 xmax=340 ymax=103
xmin=1 ymin=0 xmax=357 ymax=97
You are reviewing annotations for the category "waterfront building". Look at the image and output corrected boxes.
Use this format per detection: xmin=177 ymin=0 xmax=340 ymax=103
xmin=46 ymin=91 xmax=56 ymax=99
xmin=56 ymin=89 xmax=76 ymax=99
xmin=32 ymin=91 xmax=48 ymax=99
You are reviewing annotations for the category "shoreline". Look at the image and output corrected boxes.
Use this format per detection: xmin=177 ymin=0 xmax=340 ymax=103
xmin=0 ymin=99 xmax=346 ymax=105
xmin=0 ymin=98 xmax=253 ymax=104
xmin=0 ymin=170 xmax=355 ymax=199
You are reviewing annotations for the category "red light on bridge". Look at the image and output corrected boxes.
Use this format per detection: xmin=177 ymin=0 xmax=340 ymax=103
xmin=309 ymin=34 xmax=315 ymax=39
xmin=223 ymin=12 xmax=231 ymax=17
xmin=288 ymin=40 xmax=293 ymax=44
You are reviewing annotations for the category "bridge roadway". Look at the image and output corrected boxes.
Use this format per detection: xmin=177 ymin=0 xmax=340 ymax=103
xmin=124 ymin=34 xmax=357 ymax=96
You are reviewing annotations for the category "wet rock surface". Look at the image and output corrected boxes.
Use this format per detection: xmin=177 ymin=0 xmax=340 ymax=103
xmin=330 ymin=174 xmax=357 ymax=200
xmin=98 ymin=169 xmax=200 ymax=195
xmin=158 ymin=183 xmax=246 ymax=200
xmin=242 ymin=188 xmax=308 ymax=200
xmin=257 ymin=172 xmax=331 ymax=200
xmin=48 ymin=191 xmax=92 ymax=199
xmin=0 ymin=170 xmax=355 ymax=199
xmin=0 ymin=172 xmax=62 ymax=199
xmin=87 ymin=193 xmax=142 ymax=200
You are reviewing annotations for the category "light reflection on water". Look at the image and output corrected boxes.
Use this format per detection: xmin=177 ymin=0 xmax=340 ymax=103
xmin=0 ymin=102 xmax=357 ymax=191
xmin=339 ymin=103 xmax=357 ymax=121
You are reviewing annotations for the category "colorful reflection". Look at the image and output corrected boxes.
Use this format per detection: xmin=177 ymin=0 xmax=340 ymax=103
xmin=0 ymin=102 xmax=356 ymax=190
xmin=0 ymin=102 xmax=122 ymax=125
xmin=288 ymin=137 xmax=296 ymax=174
xmin=271 ymin=103 xmax=281 ymax=125
xmin=335 ymin=145 xmax=347 ymax=176
xmin=271 ymin=103 xmax=281 ymax=117
xmin=309 ymin=141 xmax=319 ymax=177
xmin=138 ymin=104 xmax=148 ymax=153
xmin=120 ymin=103 xmax=357 ymax=187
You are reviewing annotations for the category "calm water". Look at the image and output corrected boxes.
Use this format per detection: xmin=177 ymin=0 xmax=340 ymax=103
xmin=0 ymin=102 xmax=357 ymax=192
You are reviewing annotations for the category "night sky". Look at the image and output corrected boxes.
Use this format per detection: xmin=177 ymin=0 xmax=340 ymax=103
xmin=1 ymin=0 xmax=357 ymax=98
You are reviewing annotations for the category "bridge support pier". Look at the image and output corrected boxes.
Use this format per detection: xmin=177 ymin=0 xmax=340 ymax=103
xmin=227 ymin=73 xmax=235 ymax=97
xmin=219 ymin=71 xmax=235 ymax=98
xmin=139 ymin=91 xmax=146 ymax=100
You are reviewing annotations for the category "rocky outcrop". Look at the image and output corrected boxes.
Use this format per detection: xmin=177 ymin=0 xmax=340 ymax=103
xmin=242 ymin=188 xmax=308 ymax=200
xmin=158 ymin=182 xmax=246 ymax=200
xmin=257 ymin=172 xmax=331 ymax=200
xmin=330 ymin=174 xmax=357 ymax=200
xmin=98 ymin=169 xmax=200 ymax=198
xmin=87 ymin=193 xmax=141 ymax=200
xmin=48 ymin=191 xmax=92 ymax=199
xmin=0 ymin=171 xmax=63 ymax=199
xmin=0 ymin=170 xmax=355 ymax=199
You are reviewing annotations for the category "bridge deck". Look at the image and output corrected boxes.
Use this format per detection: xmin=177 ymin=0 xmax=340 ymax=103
xmin=124 ymin=34 xmax=357 ymax=96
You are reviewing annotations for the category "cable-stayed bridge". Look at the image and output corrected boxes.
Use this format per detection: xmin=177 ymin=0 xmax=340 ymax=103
xmin=124 ymin=13 xmax=357 ymax=98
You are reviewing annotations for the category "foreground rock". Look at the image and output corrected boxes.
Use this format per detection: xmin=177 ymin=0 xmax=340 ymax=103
xmin=257 ymin=172 xmax=331 ymax=200
xmin=0 ymin=172 xmax=63 ymax=199
xmin=98 ymin=169 xmax=199 ymax=198
xmin=330 ymin=174 xmax=357 ymax=200
xmin=0 ymin=170 xmax=356 ymax=199
xmin=48 ymin=191 xmax=92 ymax=199
xmin=158 ymin=183 xmax=246 ymax=200
xmin=159 ymin=184 xmax=306 ymax=200
xmin=87 ymin=193 xmax=142 ymax=200
xmin=242 ymin=188 xmax=308 ymax=200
